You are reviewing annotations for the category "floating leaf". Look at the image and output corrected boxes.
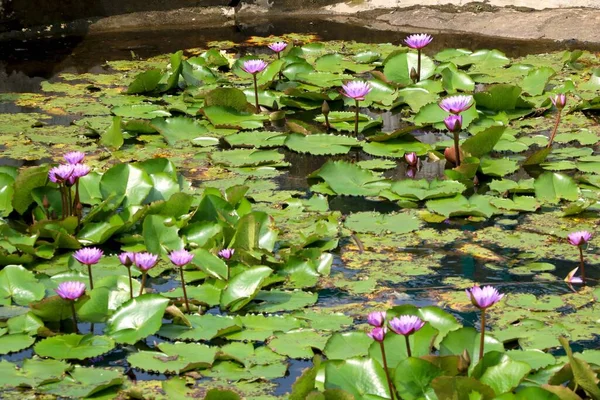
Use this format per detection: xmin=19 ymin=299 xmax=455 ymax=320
xmin=104 ymin=294 xmax=169 ymax=344
xmin=284 ymin=134 xmax=360 ymax=155
xmin=34 ymin=334 xmax=115 ymax=360
xmin=0 ymin=265 xmax=45 ymax=306
xmin=128 ymin=342 xmax=217 ymax=374
xmin=344 ymin=212 xmax=421 ymax=234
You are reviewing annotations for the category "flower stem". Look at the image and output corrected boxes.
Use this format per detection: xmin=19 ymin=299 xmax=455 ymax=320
xmin=60 ymin=184 xmax=67 ymax=219
xmin=87 ymin=264 xmax=94 ymax=290
xmin=277 ymin=52 xmax=283 ymax=80
xmin=379 ymin=341 xmax=396 ymax=400
xmin=139 ymin=272 xmax=147 ymax=296
xmin=479 ymin=309 xmax=486 ymax=361
xmin=253 ymin=74 xmax=260 ymax=114
xmin=453 ymin=131 xmax=461 ymax=167
xmin=127 ymin=267 xmax=133 ymax=300
xmin=546 ymin=111 xmax=561 ymax=148
xmin=73 ymin=181 xmax=80 ymax=217
xmin=405 ymin=335 xmax=412 ymax=358
xmin=417 ymin=49 xmax=422 ymax=82
xmin=354 ymin=99 xmax=360 ymax=138
xmin=66 ymin=185 xmax=72 ymax=217
xmin=180 ymin=266 xmax=190 ymax=313
xmin=70 ymin=300 xmax=78 ymax=334
xmin=579 ymin=246 xmax=586 ymax=284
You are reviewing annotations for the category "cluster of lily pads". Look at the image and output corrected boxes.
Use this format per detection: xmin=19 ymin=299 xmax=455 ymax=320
xmin=0 ymin=30 xmax=599 ymax=399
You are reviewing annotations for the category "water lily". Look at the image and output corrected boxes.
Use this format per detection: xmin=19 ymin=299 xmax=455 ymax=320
xmin=444 ymin=114 xmax=463 ymax=166
xmin=439 ymin=95 xmax=474 ymax=114
xmin=169 ymin=249 xmax=195 ymax=312
xmin=67 ymin=164 xmax=90 ymax=185
xmin=341 ymin=80 xmax=372 ymax=137
xmin=389 ymin=315 xmax=425 ymax=357
xmin=48 ymin=164 xmax=74 ymax=183
xmin=568 ymin=230 xmax=592 ymax=283
xmin=242 ymin=59 xmax=269 ymax=113
xmin=367 ymin=311 xmax=386 ymax=327
xmin=56 ymin=281 xmax=86 ymax=333
xmin=63 ymin=151 xmax=85 ymax=165
xmin=366 ymin=325 xmax=395 ymax=399
xmin=547 ymin=94 xmax=567 ymax=148
xmin=73 ymin=248 xmax=103 ymax=290
xmin=118 ymin=251 xmax=136 ymax=299
xmin=404 ymin=152 xmax=418 ymax=167
xmin=404 ymin=33 xmax=432 ymax=82
xmin=268 ymin=41 xmax=287 ymax=54
xmin=218 ymin=248 xmax=235 ymax=260
xmin=564 ymin=267 xmax=583 ymax=284
xmin=134 ymin=252 xmax=159 ymax=296
xmin=466 ymin=285 xmax=504 ymax=361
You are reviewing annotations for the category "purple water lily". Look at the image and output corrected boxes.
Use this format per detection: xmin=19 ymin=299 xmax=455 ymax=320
xmin=56 ymin=281 xmax=86 ymax=300
xmin=568 ymin=230 xmax=593 ymax=283
xmin=119 ymin=251 xmax=136 ymax=299
xmin=243 ymin=59 xmax=269 ymax=113
xmin=404 ymin=33 xmax=433 ymax=50
xmin=367 ymin=326 xmax=387 ymax=342
xmin=135 ymin=252 xmax=159 ymax=296
xmin=268 ymin=41 xmax=287 ymax=54
xmin=74 ymin=247 xmax=103 ymax=290
xmin=218 ymin=248 xmax=235 ymax=260
xmin=64 ymin=151 xmax=85 ymax=165
xmin=341 ymin=80 xmax=372 ymax=138
xmin=465 ymin=285 xmax=504 ymax=310
xmin=404 ymin=152 xmax=418 ymax=167
xmin=389 ymin=315 xmax=425 ymax=337
xmin=367 ymin=311 xmax=386 ymax=327
xmin=439 ymin=95 xmax=474 ymax=114
xmin=466 ymin=285 xmax=504 ymax=361
xmin=49 ymin=164 xmax=74 ymax=183
xmin=56 ymin=281 xmax=86 ymax=333
xmin=169 ymin=249 xmax=194 ymax=312
xmin=67 ymin=164 xmax=91 ymax=186
xmin=444 ymin=114 xmax=463 ymax=166
xmin=341 ymin=80 xmax=372 ymax=101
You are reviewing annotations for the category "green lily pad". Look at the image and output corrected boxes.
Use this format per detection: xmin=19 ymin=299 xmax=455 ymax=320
xmin=344 ymin=211 xmax=421 ymax=234
xmin=284 ymin=133 xmax=360 ymax=155
xmin=104 ymin=294 xmax=170 ymax=344
xmin=127 ymin=342 xmax=218 ymax=374
xmin=34 ymin=333 xmax=115 ymax=360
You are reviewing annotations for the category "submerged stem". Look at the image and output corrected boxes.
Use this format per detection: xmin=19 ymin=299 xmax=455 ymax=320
xmin=579 ymin=246 xmax=586 ymax=284
xmin=453 ymin=131 xmax=462 ymax=166
xmin=180 ymin=266 xmax=190 ymax=313
xmin=87 ymin=264 xmax=94 ymax=290
xmin=479 ymin=309 xmax=486 ymax=361
xmin=547 ymin=111 xmax=562 ymax=148
xmin=379 ymin=341 xmax=396 ymax=400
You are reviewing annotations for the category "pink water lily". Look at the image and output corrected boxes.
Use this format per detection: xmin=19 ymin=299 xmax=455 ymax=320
xmin=168 ymin=249 xmax=194 ymax=266
xmin=218 ymin=248 xmax=235 ymax=260
xmin=242 ymin=59 xmax=268 ymax=75
xmin=56 ymin=281 xmax=86 ymax=300
xmin=551 ymin=93 xmax=567 ymax=109
xmin=465 ymin=285 xmax=504 ymax=310
xmin=67 ymin=163 xmax=91 ymax=185
xmin=439 ymin=95 xmax=474 ymax=114
xmin=404 ymin=33 xmax=433 ymax=50
xmin=134 ymin=252 xmax=158 ymax=271
xmin=568 ymin=231 xmax=592 ymax=246
xmin=367 ymin=326 xmax=387 ymax=342
xmin=367 ymin=311 xmax=386 ymax=327
xmin=73 ymin=247 xmax=103 ymax=266
xmin=444 ymin=114 xmax=462 ymax=133
xmin=341 ymin=80 xmax=372 ymax=101
xmin=268 ymin=41 xmax=287 ymax=53
xmin=119 ymin=251 xmax=136 ymax=299
xmin=389 ymin=315 xmax=425 ymax=336
xmin=64 ymin=151 xmax=85 ymax=165
xmin=404 ymin=152 xmax=418 ymax=167
xmin=48 ymin=164 xmax=74 ymax=183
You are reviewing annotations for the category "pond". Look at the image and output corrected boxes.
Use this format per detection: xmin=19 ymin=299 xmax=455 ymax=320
xmin=0 ymin=17 xmax=599 ymax=400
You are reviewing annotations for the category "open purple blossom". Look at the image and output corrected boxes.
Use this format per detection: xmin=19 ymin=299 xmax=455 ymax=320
xmin=551 ymin=93 xmax=567 ymax=110
xmin=568 ymin=231 xmax=592 ymax=246
xmin=444 ymin=114 xmax=462 ymax=133
xmin=49 ymin=164 xmax=74 ymax=183
xmin=367 ymin=311 xmax=386 ymax=327
xmin=405 ymin=152 xmax=418 ymax=167
xmin=119 ymin=251 xmax=136 ymax=267
xmin=466 ymin=285 xmax=504 ymax=310
xmin=367 ymin=326 xmax=387 ymax=342
xmin=389 ymin=315 xmax=425 ymax=336
xmin=268 ymin=41 xmax=287 ymax=53
xmin=169 ymin=249 xmax=194 ymax=267
xmin=134 ymin=252 xmax=159 ymax=271
xmin=67 ymin=164 xmax=91 ymax=185
xmin=218 ymin=248 xmax=235 ymax=260
xmin=73 ymin=247 xmax=103 ymax=266
xmin=242 ymin=59 xmax=268 ymax=75
xmin=404 ymin=33 xmax=433 ymax=50
xmin=64 ymin=151 xmax=85 ymax=165
xmin=56 ymin=281 xmax=86 ymax=300
xmin=439 ymin=95 xmax=474 ymax=114
xmin=341 ymin=80 xmax=372 ymax=101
